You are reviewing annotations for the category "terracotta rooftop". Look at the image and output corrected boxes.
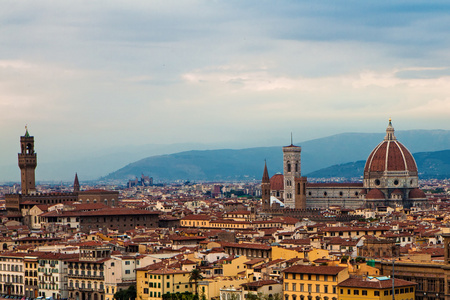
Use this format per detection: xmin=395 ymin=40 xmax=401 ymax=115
xmin=283 ymin=265 xmax=346 ymax=275
xmin=338 ymin=277 xmax=416 ymax=289
xmin=270 ymin=174 xmax=284 ymax=191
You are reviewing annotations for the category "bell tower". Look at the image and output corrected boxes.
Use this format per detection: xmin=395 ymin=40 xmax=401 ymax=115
xmin=261 ymin=161 xmax=271 ymax=211
xmin=283 ymin=135 xmax=301 ymax=209
xmin=18 ymin=126 xmax=37 ymax=195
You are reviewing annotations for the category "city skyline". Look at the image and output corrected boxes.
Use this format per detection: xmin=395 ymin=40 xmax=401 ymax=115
xmin=1 ymin=2 xmax=450 ymax=171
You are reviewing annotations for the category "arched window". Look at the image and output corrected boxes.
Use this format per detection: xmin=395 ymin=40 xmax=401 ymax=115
xmin=287 ymin=161 xmax=291 ymax=172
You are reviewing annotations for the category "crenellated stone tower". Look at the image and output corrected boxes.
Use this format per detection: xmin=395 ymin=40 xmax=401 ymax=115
xmin=18 ymin=126 xmax=37 ymax=195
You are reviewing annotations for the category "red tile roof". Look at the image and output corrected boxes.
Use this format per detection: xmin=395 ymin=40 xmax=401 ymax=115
xmin=283 ymin=265 xmax=346 ymax=275
xmin=270 ymin=174 xmax=284 ymax=191
xmin=366 ymin=189 xmax=385 ymax=200
xmin=364 ymin=140 xmax=417 ymax=173
xmin=338 ymin=277 xmax=416 ymax=289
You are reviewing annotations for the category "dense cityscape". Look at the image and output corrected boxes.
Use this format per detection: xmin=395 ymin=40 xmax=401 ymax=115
xmin=2 ymin=2 xmax=450 ymax=300
xmin=0 ymin=122 xmax=449 ymax=300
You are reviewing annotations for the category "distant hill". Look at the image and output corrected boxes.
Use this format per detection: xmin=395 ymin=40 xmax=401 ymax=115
xmin=306 ymin=149 xmax=450 ymax=180
xmin=102 ymin=130 xmax=450 ymax=182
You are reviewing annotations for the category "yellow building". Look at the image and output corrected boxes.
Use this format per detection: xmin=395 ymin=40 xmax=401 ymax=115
xmin=337 ymin=277 xmax=416 ymax=300
xmin=283 ymin=265 xmax=349 ymax=300
xmin=24 ymin=255 xmax=39 ymax=298
xmin=222 ymin=255 xmax=249 ymax=277
xmin=198 ymin=277 xmax=248 ymax=300
xmin=272 ymin=246 xmax=304 ymax=261
xmin=136 ymin=267 xmax=193 ymax=300
xmin=180 ymin=215 xmax=211 ymax=228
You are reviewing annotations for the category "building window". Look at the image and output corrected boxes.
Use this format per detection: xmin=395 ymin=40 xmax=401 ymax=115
xmin=353 ymin=290 xmax=359 ymax=295
xmin=316 ymin=285 xmax=320 ymax=293
xmin=362 ymin=290 xmax=367 ymax=296
xmin=125 ymin=270 xmax=130 ymax=274
xmin=374 ymin=291 xmax=380 ymax=296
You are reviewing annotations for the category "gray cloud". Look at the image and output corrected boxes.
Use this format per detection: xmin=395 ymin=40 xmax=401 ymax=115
xmin=1 ymin=1 xmax=450 ymax=180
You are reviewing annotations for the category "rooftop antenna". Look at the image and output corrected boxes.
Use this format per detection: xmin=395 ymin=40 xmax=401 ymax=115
xmin=291 ymin=132 xmax=293 ymax=146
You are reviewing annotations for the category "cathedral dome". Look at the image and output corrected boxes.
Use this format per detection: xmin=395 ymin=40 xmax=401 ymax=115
xmin=365 ymin=188 xmax=385 ymax=200
xmin=270 ymin=174 xmax=284 ymax=191
xmin=409 ymin=188 xmax=426 ymax=199
xmin=391 ymin=189 xmax=402 ymax=195
xmin=364 ymin=120 xmax=417 ymax=175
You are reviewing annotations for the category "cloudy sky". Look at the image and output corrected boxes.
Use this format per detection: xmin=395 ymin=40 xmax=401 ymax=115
xmin=1 ymin=1 xmax=450 ymax=169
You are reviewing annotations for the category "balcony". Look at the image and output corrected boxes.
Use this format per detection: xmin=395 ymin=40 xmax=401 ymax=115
xmin=80 ymin=287 xmax=94 ymax=292
xmin=67 ymin=274 xmax=104 ymax=280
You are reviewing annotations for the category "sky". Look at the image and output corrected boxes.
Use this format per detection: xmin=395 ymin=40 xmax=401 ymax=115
xmin=1 ymin=1 xmax=450 ymax=170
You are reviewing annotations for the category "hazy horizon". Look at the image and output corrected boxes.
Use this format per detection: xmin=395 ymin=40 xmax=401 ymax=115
xmin=1 ymin=1 xmax=450 ymax=180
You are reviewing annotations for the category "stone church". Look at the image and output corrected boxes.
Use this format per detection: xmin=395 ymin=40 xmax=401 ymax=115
xmin=262 ymin=120 xmax=427 ymax=210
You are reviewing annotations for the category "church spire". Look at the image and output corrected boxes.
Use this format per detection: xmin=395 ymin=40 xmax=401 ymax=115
xmin=73 ymin=173 xmax=80 ymax=192
xmin=262 ymin=160 xmax=270 ymax=183
xmin=384 ymin=118 xmax=396 ymax=141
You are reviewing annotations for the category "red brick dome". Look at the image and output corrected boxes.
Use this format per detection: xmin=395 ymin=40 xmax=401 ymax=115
xmin=365 ymin=189 xmax=385 ymax=200
xmin=409 ymin=188 xmax=426 ymax=199
xmin=364 ymin=121 xmax=417 ymax=174
xmin=270 ymin=174 xmax=284 ymax=190
xmin=392 ymin=189 xmax=403 ymax=195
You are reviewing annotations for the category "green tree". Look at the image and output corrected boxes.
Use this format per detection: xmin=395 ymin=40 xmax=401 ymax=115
xmin=114 ymin=285 xmax=136 ymax=300
xmin=189 ymin=268 xmax=204 ymax=297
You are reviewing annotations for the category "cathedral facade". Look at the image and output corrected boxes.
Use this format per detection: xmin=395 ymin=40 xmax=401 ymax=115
xmin=262 ymin=120 xmax=427 ymax=210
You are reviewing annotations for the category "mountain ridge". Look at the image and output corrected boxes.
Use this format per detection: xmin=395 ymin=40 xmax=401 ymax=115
xmin=102 ymin=129 xmax=450 ymax=182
